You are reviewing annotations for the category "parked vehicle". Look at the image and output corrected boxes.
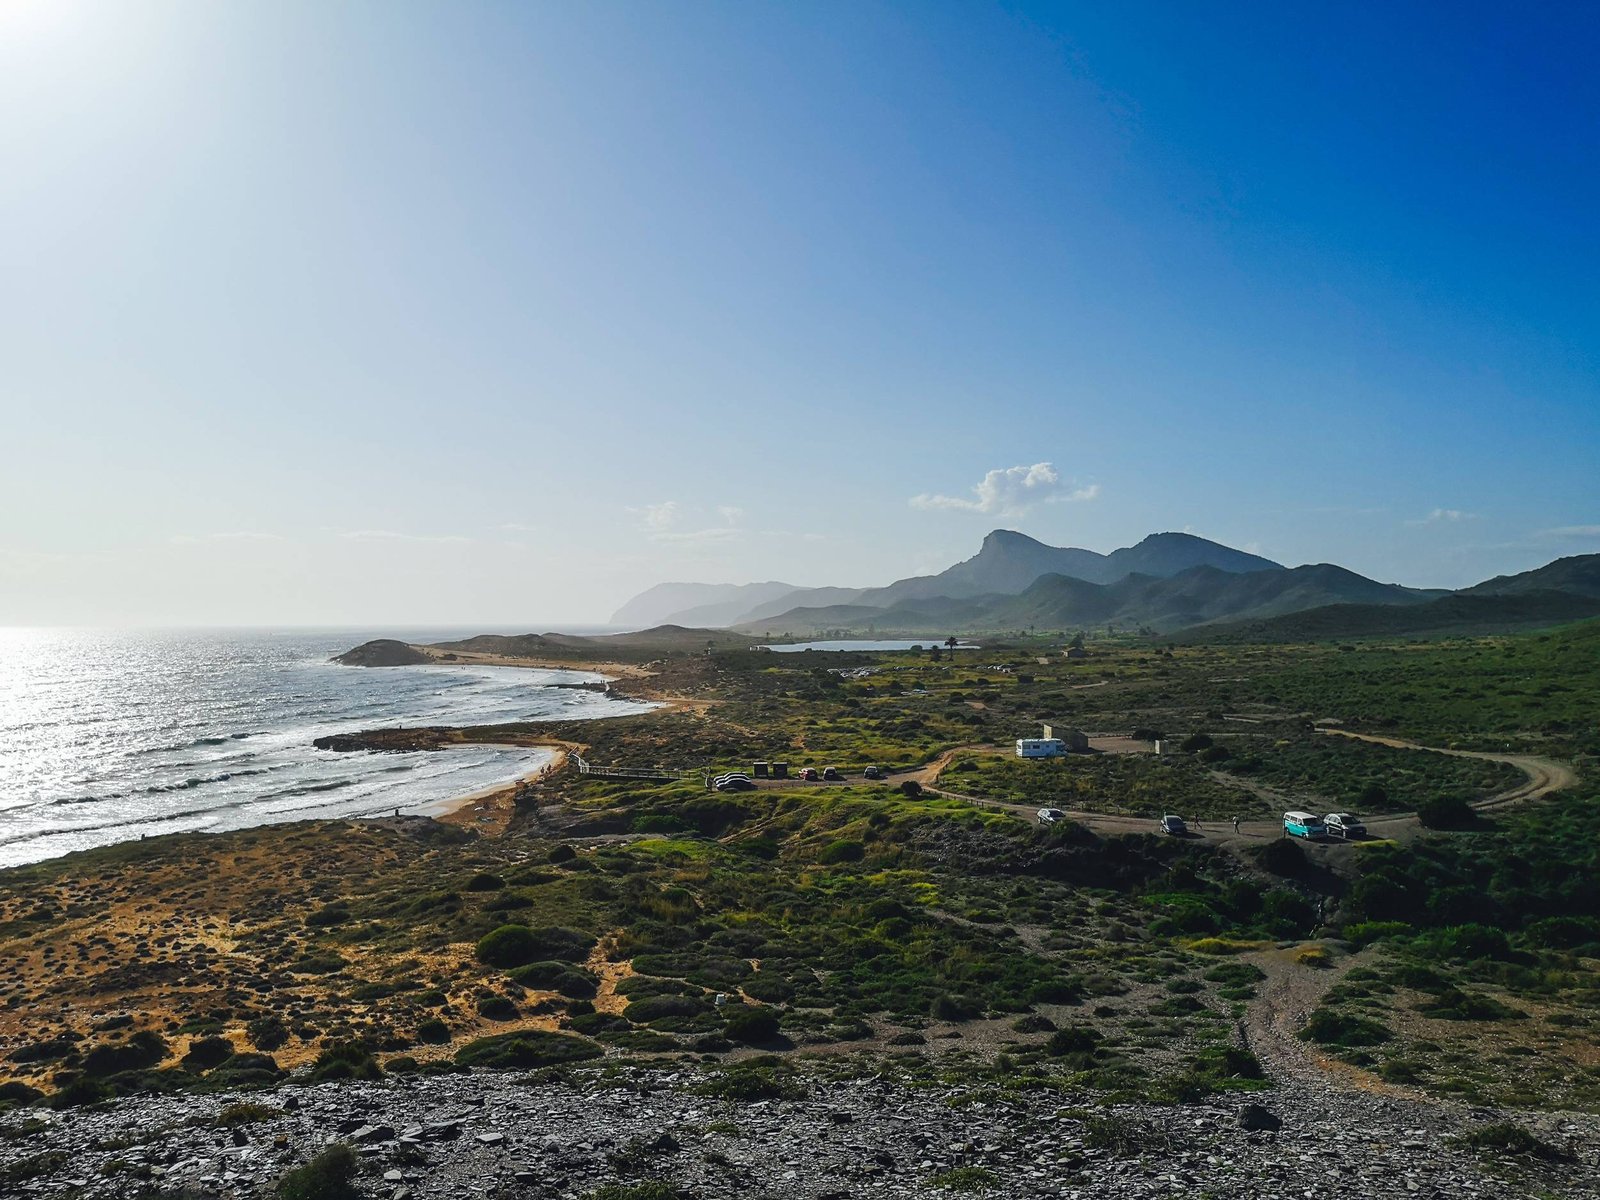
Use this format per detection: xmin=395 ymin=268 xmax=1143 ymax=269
xmin=822 ymin=767 xmax=842 ymax=781
xmin=1160 ymin=814 xmax=1187 ymax=836
xmin=798 ymin=767 xmax=820 ymax=781
xmin=714 ymin=772 xmax=755 ymax=792
xmin=862 ymin=766 xmax=885 ymax=780
xmin=1037 ymin=807 xmax=1066 ymax=825
xmin=1283 ymin=810 xmax=1327 ymax=839
xmin=1324 ymin=812 xmax=1366 ymax=839
xmin=1016 ymin=737 xmax=1068 ymax=758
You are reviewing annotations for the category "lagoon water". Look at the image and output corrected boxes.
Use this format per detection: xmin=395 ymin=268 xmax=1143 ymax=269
xmin=0 ymin=627 xmax=652 ymax=867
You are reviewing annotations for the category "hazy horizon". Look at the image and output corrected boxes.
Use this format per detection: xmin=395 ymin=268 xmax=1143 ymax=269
xmin=4 ymin=2 xmax=1597 ymax=626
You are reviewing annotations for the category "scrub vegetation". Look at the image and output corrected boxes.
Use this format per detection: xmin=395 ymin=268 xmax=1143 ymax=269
xmin=0 ymin=617 xmax=1594 ymax=1114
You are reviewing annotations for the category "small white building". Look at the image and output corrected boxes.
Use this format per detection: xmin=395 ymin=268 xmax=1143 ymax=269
xmin=1016 ymin=737 xmax=1068 ymax=758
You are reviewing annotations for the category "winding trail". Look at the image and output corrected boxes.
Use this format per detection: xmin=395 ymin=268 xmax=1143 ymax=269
xmin=1240 ymin=945 xmax=1431 ymax=1101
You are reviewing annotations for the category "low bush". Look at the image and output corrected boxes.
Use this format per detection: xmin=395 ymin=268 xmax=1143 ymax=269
xmin=416 ymin=1018 xmax=450 ymax=1044
xmin=724 ymin=1005 xmax=782 ymax=1045
xmin=308 ymin=1042 xmax=382 ymax=1083
xmin=1416 ymin=988 xmax=1526 ymax=1021
xmin=276 ymin=1143 xmax=359 ymax=1200
xmin=1298 ymin=1008 xmax=1392 ymax=1047
xmin=508 ymin=961 xmax=599 ymax=998
xmin=1457 ymin=1123 xmax=1572 ymax=1161
xmin=476 ymin=995 xmax=518 ymax=1021
xmin=81 ymin=1030 xmax=168 ymax=1078
xmin=453 ymin=1030 xmax=602 ymax=1070
xmin=817 ymin=839 xmax=865 ymax=865
xmin=1417 ymin=795 xmax=1476 ymax=830
xmin=475 ymin=924 xmax=595 ymax=968
xmin=246 ymin=1015 xmax=290 ymax=1052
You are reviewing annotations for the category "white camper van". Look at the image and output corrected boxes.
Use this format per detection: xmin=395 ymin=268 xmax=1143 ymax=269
xmin=1016 ymin=738 xmax=1068 ymax=758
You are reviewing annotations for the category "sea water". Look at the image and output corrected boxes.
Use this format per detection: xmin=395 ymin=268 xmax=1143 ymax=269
xmin=0 ymin=626 xmax=651 ymax=867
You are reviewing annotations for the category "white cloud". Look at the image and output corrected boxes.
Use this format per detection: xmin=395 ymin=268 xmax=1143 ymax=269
xmin=1409 ymin=508 xmax=1475 ymax=526
xmin=632 ymin=501 xmax=681 ymax=531
xmin=717 ymin=505 xmax=744 ymax=524
xmin=651 ymin=527 xmax=744 ymax=544
xmin=911 ymin=463 xmax=1099 ymax=516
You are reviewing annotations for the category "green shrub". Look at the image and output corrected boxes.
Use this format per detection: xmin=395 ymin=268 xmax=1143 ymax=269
xmin=930 ymin=994 xmax=983 ymax=1022
xmin=465 ymin=872 xmax=506 ymax=892
xmin=247 ymin=1015 xmax=290 ymax=1052
xmin=1298 ymin=1008 xmax=1391 ymax=1047
xmin=475 ymin=924 xmax=595 ymax=968
xmin=304 ymin=904 xmax=349 ymax=927
xmin=1416 ymin=988 xmax=1526 ymax=1021
xmin=1417 ymin=795 xmax=1475 ymax=830
xmin=696 ymin=1064 xmax=798 ymax=1101
xmin=182 ymin=1035 xmax=234 ymax=1071
xmin=1457 ymin=1123 xmax=1571 ymax=1161
xmin=1344 ymin=920 xmax=1410 ymax=947
xmin=724 ymin=1005 xmax=781 ymax=1045
xmin=416 ymin=1019 xmax=450 ymax=1044
xmin=476 ymin=995 xmax=518 ymax=1020
xmin=276 ymin=1143 xmax=359 ymax=1200
xmin=583 ymin=1182 xmax=684 ymax=1200
xmin=308 ymin=1042 xmax=381 ymax=1083
xmin=818 ymin=839 xmax=865 ymax=865
xmin=81 ymin=1030 xmax=168 ymax=1077
xmin=508 ymin=961 xmax=600 ymax=998
xmin=929 ymin=1166 xmax=998 ymax=1192
xmin=453 ymin=1030 xmax=602 ymax=1070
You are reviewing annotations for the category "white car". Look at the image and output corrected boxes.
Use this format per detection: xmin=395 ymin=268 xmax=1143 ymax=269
xmin=1037 ymin=807 xmax=1066 ymax=825
xmin=1325 ymin=812 xmax=1367 ymax=839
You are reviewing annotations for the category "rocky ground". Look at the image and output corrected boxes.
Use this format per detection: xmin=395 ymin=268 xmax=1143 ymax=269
xmin=2 ymin=1065 xmax=1598 ymax=1199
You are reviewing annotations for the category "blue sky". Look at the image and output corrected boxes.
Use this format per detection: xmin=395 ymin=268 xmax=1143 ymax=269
xmin=2 ymin=1 xmax=1596 ymax=624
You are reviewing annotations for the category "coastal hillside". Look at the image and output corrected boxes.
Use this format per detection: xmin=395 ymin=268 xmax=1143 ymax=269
xmin=1173 ymin=591 xmax=1600 ymax=643
xmin=740 ymin=561 xmax=1428 ymax=636
xmin=623 ymin=529 xmax=1285 ymax=627
xmin=1461 ymin=552 xmax=1600 ymax=599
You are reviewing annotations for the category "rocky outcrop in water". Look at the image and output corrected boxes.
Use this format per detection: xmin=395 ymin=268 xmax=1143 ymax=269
xmin=333 ymin=640 xmax=432 ymax=667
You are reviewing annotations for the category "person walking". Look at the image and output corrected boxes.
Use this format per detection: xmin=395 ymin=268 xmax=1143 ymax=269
xmin=1231 ymin=815 xmax=1241 ymax=834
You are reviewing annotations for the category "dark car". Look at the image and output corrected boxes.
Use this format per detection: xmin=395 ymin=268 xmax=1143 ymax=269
xmin=862 ymin=766 xmax=885 ymax=780
xmin=1325 ymin=812 xmax=1367 ymax=839
xmin=822 ymin=767 xmax=842 ymax=781
xmin=798 ymin=767 xmax=820 ymax=781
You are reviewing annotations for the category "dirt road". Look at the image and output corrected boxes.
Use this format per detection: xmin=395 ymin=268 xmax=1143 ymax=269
xmin=919 ymin=730 xmax=1578 ymax=845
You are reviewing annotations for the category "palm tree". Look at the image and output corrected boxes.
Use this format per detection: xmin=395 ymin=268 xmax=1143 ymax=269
xmin=944 ymin=635 xmax=959 ymax=655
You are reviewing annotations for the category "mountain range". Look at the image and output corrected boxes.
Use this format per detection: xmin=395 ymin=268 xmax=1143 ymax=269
xmin=612 ymin=530 xmax=1600 ymax=639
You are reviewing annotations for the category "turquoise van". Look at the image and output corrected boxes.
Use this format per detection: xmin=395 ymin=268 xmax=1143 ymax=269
xmin=1283 ymin=811 xmax=1326 ymax=839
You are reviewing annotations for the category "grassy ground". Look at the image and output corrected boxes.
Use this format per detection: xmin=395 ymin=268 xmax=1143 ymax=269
xmin=0 ymin=618 xmax=1593 ymax=1112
